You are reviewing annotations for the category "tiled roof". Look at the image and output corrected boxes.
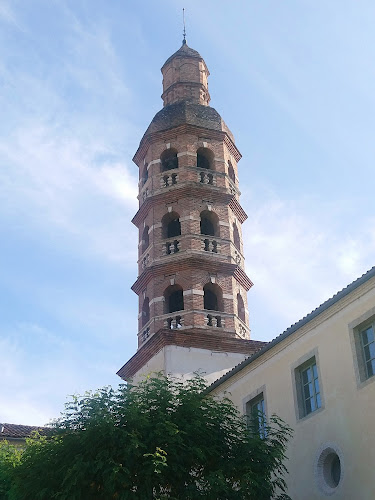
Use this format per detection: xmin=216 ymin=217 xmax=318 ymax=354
xmin=208 ymin=266 xmax=375 ymax=392
xmin=162 ymin=43 xmax=202 ymax=68
xmin=0 ymin=423 xmax=50 ymax=439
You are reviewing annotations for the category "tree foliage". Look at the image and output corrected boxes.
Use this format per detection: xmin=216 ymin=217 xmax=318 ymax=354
xmin=2 ymin=375 xmax=292 ymax=499
xmin=0 ymin=441 xmax=22 ymax=499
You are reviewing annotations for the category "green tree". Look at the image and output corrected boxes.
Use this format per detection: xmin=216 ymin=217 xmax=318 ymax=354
xmin=0 ymin=440 xmax=22 ymax=499
xmin=5 ymin=375 xmax=292 ymax=499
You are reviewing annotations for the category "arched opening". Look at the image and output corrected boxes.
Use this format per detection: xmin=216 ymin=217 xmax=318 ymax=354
xmin=200 ymin=210 xmax=219 ymax=237
xmin=197 ymin=147 xmax=214 ymax=170
xmin=164 ymin=285 xmax=184 ymax=313
xmin=141 ymin=164 xmax=148 ymax=186
xmin=237 ymin=293 xmax=245 ymax=323
xmin=203 ymin=283 xmax=223 ymax=312
xmin=162 ymin=211 xmax=181 ymax=239
xmin=141 ymin=226 xmax=149 ymax=253
xmin=233 ymin=222 xmax=241 ymax=250
xmin=161 ymin=148 xmax=178 ymax=172
xmin=142 ymin=297 xmax=150 ymax=326
xmin=228 ymin=161 xmax=235 ymax=183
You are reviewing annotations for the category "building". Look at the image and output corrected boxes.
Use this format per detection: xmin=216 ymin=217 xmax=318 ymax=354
xmin=0 ymin=423 xmax=49 ymax=446
xmin=117 ymin=41 xmax=375 ymax=498
xmin=117 ymin=39 xmax=265 ymax=384
xmin=208 ymin=266 xmax=375 ymax=499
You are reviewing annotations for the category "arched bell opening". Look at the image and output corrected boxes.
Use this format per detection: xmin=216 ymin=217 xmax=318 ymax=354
xmin=141 ymin=164 xmax=149 ymax=186
xmin=203 ymin=283 xmax=224 ymax=312
xmin=141 ymin=297 xmax=150 ymax=326
xmin=164 ymin=285 xmax=184 ymax=314
xmin=197 ymin=147 xmax=214 ymax=170
xmin=162 ymin=212 xmax=181 ymax=239
xmin=228 ymin=161 xmax=235 ymax=183
xmin=141 ymin=226 xmax=149 ymax=253
xmin=233 ymin=222 xmax=241 ymax=250
xmin=237 ymin=293 xmax=246 ymax=323
xmin=200 ymin=210 xmax=219 ymax=237
xmin=161 ymin=148 xmax=178 ymax=172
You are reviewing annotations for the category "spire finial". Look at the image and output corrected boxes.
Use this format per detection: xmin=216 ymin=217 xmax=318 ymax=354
xmin=182 ymin=8 xmax=186 ymax=45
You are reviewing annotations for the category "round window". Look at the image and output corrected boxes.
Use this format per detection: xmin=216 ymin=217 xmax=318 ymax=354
xmin=316 ymin=445 xmax=343 ymax=495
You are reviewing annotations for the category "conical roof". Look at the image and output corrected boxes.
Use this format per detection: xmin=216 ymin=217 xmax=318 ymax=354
xmin=162 ymin=42 xmax=202 ymax=68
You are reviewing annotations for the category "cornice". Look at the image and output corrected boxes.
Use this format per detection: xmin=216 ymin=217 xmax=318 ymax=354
xmin=229 ymin=197 xmax=248 ymax=223
xmin=131 ymin=256 xmax=253 ymax=294
xmin=116 ymin=327 xmax=266 ymax=381
xmin=132 ymin=185 xmax=247 ymax=227
xmin=133 ymin=123 xmax=242 ymax=165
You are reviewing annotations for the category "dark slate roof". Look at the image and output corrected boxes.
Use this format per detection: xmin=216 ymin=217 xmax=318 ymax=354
xmin=0 ymin=423 xmax=50 ymax=439
xmin=143 ymin=101 xmax=234 ymax=142
xmin=162 ymin=42 xmax=202 ymax=68
xmin=208 ymin=266 xmax=375 ymax=392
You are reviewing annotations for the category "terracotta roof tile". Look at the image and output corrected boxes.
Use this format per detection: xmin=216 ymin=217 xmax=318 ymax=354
xmin=0 ymin=423 xmax=50 ymax=439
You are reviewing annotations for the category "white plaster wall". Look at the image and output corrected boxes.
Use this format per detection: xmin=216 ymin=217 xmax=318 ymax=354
xmin=131 ymin=346 xmax=248 ymax=385
xmin=130 ymin=349 xmax=166 ymax=384
xmin=164 ymin=345 xmax=248 ymax=384
xmin=211 ymin=277 xmax=375 ymax=499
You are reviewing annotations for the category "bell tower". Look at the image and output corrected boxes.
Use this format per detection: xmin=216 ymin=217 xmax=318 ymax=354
xmin=117 ymin=42 xmax=265 ymax=383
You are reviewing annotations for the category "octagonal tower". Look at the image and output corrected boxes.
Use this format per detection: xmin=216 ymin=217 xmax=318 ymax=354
xmin=117 ymin=42 xmax=265 ymax=383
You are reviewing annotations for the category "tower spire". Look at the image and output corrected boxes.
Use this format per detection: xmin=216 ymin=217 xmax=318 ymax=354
xmin=182 ymin=8 xmax=186 ymax=45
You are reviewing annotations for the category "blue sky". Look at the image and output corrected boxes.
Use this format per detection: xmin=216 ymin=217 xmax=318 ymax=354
xmin=1 ymin=0 xmax=375 ymax=425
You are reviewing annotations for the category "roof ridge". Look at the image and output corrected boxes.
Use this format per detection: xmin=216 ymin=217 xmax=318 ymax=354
xmin=208 ymin=265 xmax=375 ymax=392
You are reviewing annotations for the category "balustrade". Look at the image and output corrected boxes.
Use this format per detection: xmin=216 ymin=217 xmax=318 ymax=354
xmin=161 ymin=173 xmax=178 ymax=188
xmin=141 ymin=253 xmax=150 ymax=269
xmin=238 ymin=323 xmax=247 ymax=338
xmin=165 ymin=239 xmax=180 ymax=255
xmin=202 ymin=238 xmax=218 ymax=253
xmin=166 ymin=315 xmax=183 ymax=329
xmin=141 ymin=327 xmax=150 ymax=343
xmin=233 ymin=250 xmax=242 ymax=265
xmin=207 ymin=314 xmax=223 ymax=327
xmin=198 ymin=170 xmax=215 ymax=185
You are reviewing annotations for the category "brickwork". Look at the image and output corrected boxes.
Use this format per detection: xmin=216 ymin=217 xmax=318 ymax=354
xmin=161 ymin=43 xmax=210 ymax=107
xmin=120 ymin=42 xmax=255 ymax=371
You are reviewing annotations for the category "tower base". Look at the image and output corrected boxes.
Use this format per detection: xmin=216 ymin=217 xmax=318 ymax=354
xmin=117 ymin=328 xmax=266 ymax=384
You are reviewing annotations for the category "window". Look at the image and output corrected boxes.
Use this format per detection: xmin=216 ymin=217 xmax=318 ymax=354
xmin=295 ymin=357 xmax=322 ymax=418
xmin=141 ymin=298 xmax=150 ymax=326
xmin=349 ymin=310 xmax=375 ymax=386
xmin=161 ymin=149 xmax=178 ymax=171
xmin=200 ymin=210 xmax=219 ymax=237
xmin=300 ymin=361 xmax=321 ymax=415
xmin=246 ymin=394 xmax=267 ymax=438
xmin=161 ymin=212 xmax=181 ymax=239
xmin=315 ymin=446 xmax=343 ymax=494
xmin=141 ymin=226 xmax=149 ymax=253
xmin=141 ymin=164 xmax=148 ymax=186
xmin=228 ymin=161 xmax=235 ymax=183
xmin=164 ymin=285 xmax=184 ymax=313
xmin=196 ymin=147 xmax=214 ymax=170
xmin=203 ymin=283 xmax=223 ymax=312
xmin=359 ymin=322 xmax=375 ymax=380
xmin=237 ymin=293 xmax=245 ymax=323
xmin=233 ymin=223 xmax=240 ymax=250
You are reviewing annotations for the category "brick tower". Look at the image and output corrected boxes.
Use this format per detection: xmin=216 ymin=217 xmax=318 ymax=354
xmin=117 ymin=41 xmax=265 ymax=383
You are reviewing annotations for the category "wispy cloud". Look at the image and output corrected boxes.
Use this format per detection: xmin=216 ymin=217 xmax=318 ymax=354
xmin=0 ymin=122 xmax=138 ymax=263
xmin=0 ymin=0 xmax=19 ymax=27
xmin=243 ymin=191 xmax=375 ymax=339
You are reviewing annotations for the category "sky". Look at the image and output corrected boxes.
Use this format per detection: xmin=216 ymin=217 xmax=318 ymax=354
xmin=1 ymin=0 xmax=375 ymax=426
